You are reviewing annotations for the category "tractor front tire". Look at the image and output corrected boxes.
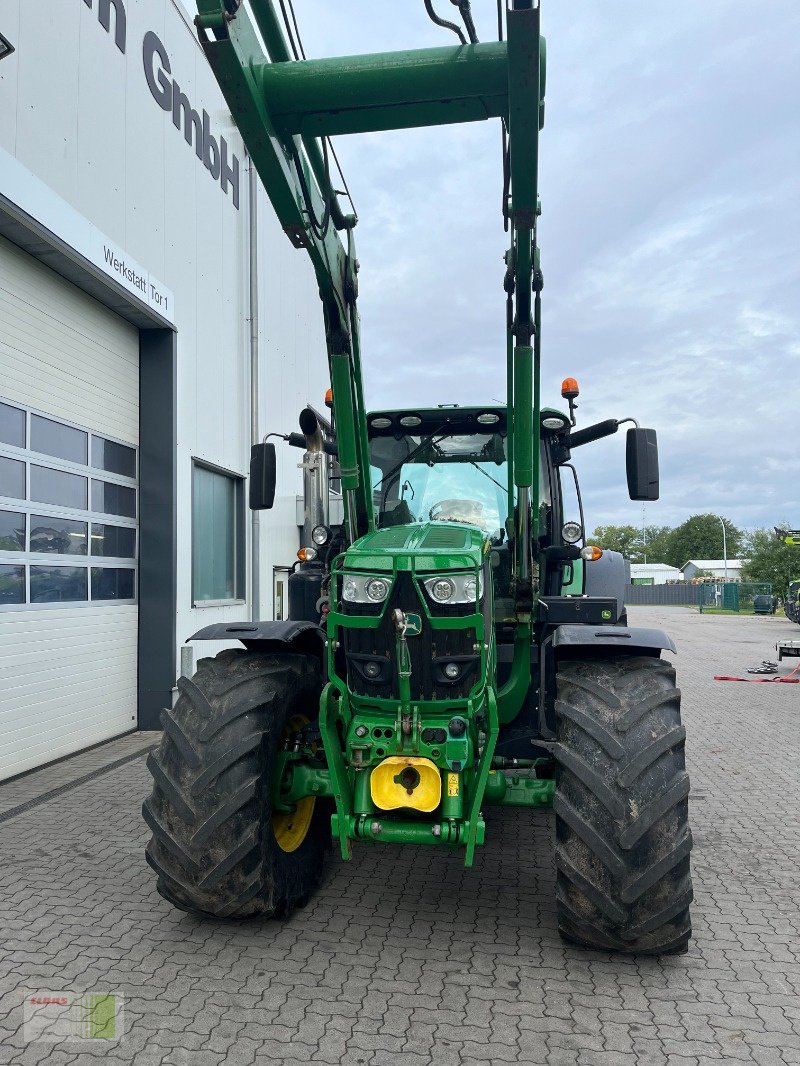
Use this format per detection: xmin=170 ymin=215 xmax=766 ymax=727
xmin=554 ymin=656 xmax=692 ymax=955
xmin=143 ymin=649 xmax=329 ymax=919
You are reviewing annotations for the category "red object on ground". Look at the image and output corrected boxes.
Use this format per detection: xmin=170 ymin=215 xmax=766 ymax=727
xmin=714 ymin=676 xmax=800 ymax=683
xmin=714 ymin=661 xmax=800 ymax=684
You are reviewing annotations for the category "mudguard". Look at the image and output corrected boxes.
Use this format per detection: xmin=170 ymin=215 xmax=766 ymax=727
xmin=584 ymin=549 xmax=628 ymax=622
xmin=552 ymin=624 xmax=676 ymax=655
xmin=189 ymin=620 xmax=325 ymax=658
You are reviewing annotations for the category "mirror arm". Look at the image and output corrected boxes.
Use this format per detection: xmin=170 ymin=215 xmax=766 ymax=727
xmin=568 ymin=419 xmax=619 ymax=449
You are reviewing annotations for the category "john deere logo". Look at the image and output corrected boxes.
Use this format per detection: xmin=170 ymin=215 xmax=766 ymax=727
xmin=601 ymin=609 xmax=613 ymax=620
xmin=404 ymin=613 xmax=422 ymax=636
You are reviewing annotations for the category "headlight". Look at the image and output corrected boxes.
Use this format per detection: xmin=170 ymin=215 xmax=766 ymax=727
xmin=342 ymin=573 xmax=391 ymax=603
xmin=423 ymin=573 xmax=483 ymax=605
xmin=562 ymin=521 xmax=582 ymax=544
xmin=366 ymin=578 xmax=389 ymax=602
xmin=311 ymin=525 xmax=330 ymax=546
xmin=430 ymin=578 xmax=455 ymax=603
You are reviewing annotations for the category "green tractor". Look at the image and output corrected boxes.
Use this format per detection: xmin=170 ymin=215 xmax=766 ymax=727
xmin=143 ymin=0 xmax=692 ymax=954
xmin=785 ymin=581 xmax=800 ymax=624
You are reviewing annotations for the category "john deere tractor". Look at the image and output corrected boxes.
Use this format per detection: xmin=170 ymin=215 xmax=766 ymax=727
xmin=143 ymin=0 xmax=692 ymax=954
xmin=785 ymin=581 xmax=800 ymax=624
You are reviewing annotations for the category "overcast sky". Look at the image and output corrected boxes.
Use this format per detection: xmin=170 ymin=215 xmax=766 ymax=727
xmin=241 ymin=2 xmax=800 ymax=533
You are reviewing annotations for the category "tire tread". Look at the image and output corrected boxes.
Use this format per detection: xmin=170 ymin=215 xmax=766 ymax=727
xmin=143 ymin=649 xmax=328 ymax=919
xmin=554 ymin=656 xmax=693 ymax=954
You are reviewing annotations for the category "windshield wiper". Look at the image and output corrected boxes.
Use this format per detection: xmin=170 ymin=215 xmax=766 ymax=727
xmin=466 ymin=461 xmax=509 ymax=495
xmin=373 ymin=426 xmax=450 ymax=503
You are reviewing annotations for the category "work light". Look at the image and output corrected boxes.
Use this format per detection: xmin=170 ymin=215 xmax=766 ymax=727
xmin=311 ymin=525 xmax=330 ymax=546
xmin=562 ymin=521 xmax=582 ymax=544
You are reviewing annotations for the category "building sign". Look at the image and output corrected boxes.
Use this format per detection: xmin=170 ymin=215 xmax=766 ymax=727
xmin=81 ymin=0 xmax=240 ymax=209
xmin=98 ymin=239 xmax=172 ymax=316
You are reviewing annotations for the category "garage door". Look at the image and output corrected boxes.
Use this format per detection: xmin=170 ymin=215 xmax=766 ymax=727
xmin=0 ymin=234 xmax=139 ymax=781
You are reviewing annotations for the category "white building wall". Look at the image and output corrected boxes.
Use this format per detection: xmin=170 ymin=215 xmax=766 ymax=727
xmin=0 ymin=0 xmax=328 ymax=682
xmin=629 ymin=564 xmax=682 ymax=585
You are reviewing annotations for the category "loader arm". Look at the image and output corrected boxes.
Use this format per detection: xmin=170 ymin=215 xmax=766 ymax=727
xmin=194 ymin=1 xmax=543 ymax=600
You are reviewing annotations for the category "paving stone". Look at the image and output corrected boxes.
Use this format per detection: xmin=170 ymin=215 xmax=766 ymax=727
xmin=1 ymin=609 xmax=799 ymax=1064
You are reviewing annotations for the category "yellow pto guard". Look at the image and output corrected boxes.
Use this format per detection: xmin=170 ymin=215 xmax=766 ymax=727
xmin=370 ymin=757 xmax=441 ymax=813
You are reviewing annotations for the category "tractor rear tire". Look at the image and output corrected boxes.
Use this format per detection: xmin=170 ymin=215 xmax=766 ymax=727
xmin=553 ymin=656 xmax=692 ymax=955
xmin=143 ymin=648 xmax=329 ymax=919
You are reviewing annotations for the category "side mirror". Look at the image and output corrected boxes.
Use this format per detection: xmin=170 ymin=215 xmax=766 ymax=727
xmin=249 ymin=442 xmax=276 ymax=510
xmin=626 ymin=428 xmax=659 ymax=501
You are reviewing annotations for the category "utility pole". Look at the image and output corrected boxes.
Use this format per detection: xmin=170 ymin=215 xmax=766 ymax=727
xmin=716 ymin=515 xmax=728 ymax=582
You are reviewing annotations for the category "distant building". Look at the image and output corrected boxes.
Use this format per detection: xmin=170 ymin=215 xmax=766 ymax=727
xmin=681 ymin=560 xmax=748 ymax=581
xmin=629 ymin=563 xmax=683 ymax=586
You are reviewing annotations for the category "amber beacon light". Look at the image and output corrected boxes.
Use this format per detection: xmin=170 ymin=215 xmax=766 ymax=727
xmin=560 ymin=377 xmax=579 ymax=400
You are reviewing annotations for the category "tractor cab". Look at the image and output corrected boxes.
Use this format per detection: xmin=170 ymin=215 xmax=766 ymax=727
xmin=365 ymin=405 xmax=574 ymax=617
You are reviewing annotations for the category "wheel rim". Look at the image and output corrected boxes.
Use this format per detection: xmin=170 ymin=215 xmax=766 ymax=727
xmin=272 ymin=714 xmax=316 ymax=853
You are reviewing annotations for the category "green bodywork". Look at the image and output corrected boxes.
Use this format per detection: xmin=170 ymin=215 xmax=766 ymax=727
xmin=196 ymin=1 xmax=562 ymax=863
xmin=786 ymin=580 xmax=800 ymax=623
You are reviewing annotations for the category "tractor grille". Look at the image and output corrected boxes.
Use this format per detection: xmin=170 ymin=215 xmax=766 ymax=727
xmin=342 ymin=572 xmax=478 ymax=701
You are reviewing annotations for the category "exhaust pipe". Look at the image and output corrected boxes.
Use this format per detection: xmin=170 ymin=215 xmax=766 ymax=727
xmin=298 ymin=407 xmax=329 ymax=547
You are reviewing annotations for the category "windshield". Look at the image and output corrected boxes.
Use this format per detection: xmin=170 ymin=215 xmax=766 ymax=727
xmin=368 ymin=429 xmax=549 ymax=537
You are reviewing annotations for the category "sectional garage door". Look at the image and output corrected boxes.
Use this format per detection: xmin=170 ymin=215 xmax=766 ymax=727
xmin=0 ymin=234 xmax=139 ymax=781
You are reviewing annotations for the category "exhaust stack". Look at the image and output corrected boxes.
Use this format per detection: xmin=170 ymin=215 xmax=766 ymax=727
xmin=298 ymin=407 xmax=330 ymax=546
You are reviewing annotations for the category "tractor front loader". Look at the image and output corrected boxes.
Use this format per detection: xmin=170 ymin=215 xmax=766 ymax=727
xmin=143 ymin=0 xmax=693 ymax=954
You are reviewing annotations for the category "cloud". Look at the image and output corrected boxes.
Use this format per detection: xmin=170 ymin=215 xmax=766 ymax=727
xmin=237 ymin=0 xmax=800 ymax=531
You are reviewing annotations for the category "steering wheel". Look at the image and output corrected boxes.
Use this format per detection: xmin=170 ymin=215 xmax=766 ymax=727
xmin=428 ymin=499 xmax=487 ymax=529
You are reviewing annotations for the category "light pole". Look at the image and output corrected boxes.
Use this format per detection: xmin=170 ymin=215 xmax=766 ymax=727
xmin=716 ymin=515 xmax=728 ymax=582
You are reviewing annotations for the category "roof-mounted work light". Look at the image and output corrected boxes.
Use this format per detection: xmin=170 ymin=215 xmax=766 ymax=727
xmin=0 ymin=33 xmax=15 ymax=61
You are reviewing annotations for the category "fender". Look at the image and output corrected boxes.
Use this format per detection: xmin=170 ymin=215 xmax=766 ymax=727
xmin=552 ymin=624 xmax=676 ymax=656
xmin=189 ymin=620 xmax=325 ymax=659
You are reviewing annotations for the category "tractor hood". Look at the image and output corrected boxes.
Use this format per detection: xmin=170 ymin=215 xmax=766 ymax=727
xmin=343 ymin=522 xmax=487 ymax=573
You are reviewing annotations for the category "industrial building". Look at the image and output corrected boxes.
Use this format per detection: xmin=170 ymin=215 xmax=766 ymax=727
xmin=681 ymin=560 xmax=747 ymax=582
xmin=0 ymin=1 xmax=327 ymax=780
xmin=629 ymin=563 xmax=683 ymax=586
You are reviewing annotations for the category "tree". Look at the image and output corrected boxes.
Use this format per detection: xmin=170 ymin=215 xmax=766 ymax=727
xmin=590 ymin=524 xmax=674 ymax=564
xmin=664 ymin=514 xmax=742 ymax=569
xmin=741 ymin=529 xmax=800 ymax=596
xmin=591 ymin=525 xmax=642 ymax=560
xmin=640 ymin=526 xmax=673 ymax=565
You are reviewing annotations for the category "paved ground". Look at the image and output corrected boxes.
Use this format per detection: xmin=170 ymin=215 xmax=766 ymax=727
xmin=1 ymin=607 xmax=799 ymax=1065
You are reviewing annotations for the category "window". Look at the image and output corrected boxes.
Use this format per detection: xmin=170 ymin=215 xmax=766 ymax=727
xmin=91 ymin=567 xmax=135 ymax=600
xmin=0 ymin=564 xmax=24 ymax=605
xmin=0 ymin=398 xmax=137 ymax=609
xmin=30 ymin=565 xmax=88 ymax=603
xmin=192 ymin=462 xmax=244 ymax=604
xmin=31 ymin=414 xmax=88 ymax=465
xmin=0 ymin=402 xmax=25 ymax=448
xmin=0 ymin=510 xmax=24 ymax=551
xmin=92 ymin=437 xmax=136 ymax=478
xmin=30 ymin=515 xmax=88 ymax=556
xmin=91 ymin=524 xmax=136 ymax=559
xmin=0 ymin=456 xmax=25 ymax=500
xmin=31 ymin=466 xmax=87 ymax=509
xmin=92 ymin=479 xmax=136 ymax=518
